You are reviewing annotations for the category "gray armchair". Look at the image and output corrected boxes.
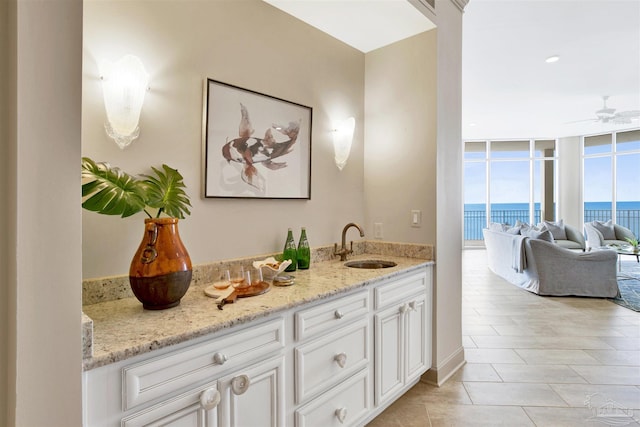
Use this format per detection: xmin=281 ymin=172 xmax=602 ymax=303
xmin=537 ymin=221 xmax=586 ymax=251
xmin=584 ymin=221 xmax=636 ymax=250
xmin=555 ymin=224 xmax=586 ymax=251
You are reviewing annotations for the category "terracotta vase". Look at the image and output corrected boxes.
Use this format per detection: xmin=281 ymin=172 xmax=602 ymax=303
xmin=129 ymin=218 xmax=192 ymax=310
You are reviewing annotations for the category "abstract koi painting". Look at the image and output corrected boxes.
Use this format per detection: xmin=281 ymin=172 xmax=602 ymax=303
xmin=203 ymin=79 xmax=312 ymax=199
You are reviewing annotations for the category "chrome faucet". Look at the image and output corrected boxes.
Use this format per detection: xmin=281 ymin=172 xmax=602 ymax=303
xmin=334 ymin=222 xmax=365 ymax=261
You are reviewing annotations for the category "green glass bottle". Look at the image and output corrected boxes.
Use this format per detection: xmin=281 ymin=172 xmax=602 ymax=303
xmin=283 ymin=228 xmax=297 ymax=272
xmin=297 ymin=227 xmax=310 ymax=270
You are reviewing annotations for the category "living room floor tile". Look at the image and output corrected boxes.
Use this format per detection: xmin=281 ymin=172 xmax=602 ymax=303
xmin=524 ymin=406 xmax=640 ymax=427
xmin=491 ymin=324 xmax=558 ymax=336
xmin=550 ymin=383 xmax=640 ymax=409
xmin=450 ymin=363 xmax=502 ymax=382
xmin=464 ymin=348 xmax=526 ymax=364
xmin=462 ymin=324 xmax=499 ymax=336
xmin=514 ymin=349 xmax=601 ymax=365
xmin=570 ymin=365 xmax=640 ymax=385
xmin=491 ymin=364 xmax=588 ymax=384
xmin=427 ymin=404 xmax=535 ymax=427
xmin=464 ymin=382 xmax=568 ymax=406
xmin=599 ymin=336 xmax=640 ymax=350
xmin=471 ymin=335 xmax=614 ymax=350
xmin=584 ymin=349 xmax=640 ymax=366
xmin=550 ymin=325 xmax=625 ymax=337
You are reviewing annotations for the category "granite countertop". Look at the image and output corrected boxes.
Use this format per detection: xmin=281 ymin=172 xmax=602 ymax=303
xmin=82 ymin=252 xmax=433 ymax=371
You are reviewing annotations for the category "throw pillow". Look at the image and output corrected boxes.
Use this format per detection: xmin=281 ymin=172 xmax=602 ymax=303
xmin=505 ymin=226 xmax=521 ymax=235
xmin=591 ymin=220 xmax=616 ymax=240
xmin=489 ymin=222 xmax=507 ymax=232
xmin=540 ymin=219 xmax=567 ymax=240
xmin=522 ymin=228 xmax=555 ymax=243
xmin=515 ymin=220 xmax=532 ymax=232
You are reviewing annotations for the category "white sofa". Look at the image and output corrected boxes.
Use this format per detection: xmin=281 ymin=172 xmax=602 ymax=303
xmin=483 ymin=228 xmax=619 ymax=297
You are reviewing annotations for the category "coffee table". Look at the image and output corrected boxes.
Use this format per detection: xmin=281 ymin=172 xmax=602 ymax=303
xmin=600 ymin=245 xmax=640 ymax=272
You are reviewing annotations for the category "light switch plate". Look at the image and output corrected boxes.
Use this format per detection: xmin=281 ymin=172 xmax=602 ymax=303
xmin=411 ymin=210 xmax=421 ymax=227
xmin=374 ymin=223 xmax=383 ymax=239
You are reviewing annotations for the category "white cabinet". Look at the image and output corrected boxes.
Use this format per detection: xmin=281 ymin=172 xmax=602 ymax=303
xmin=373 ymin=271 xmax=431 ymax=406
xmin=293 ymin=290 xmax=371 ymax=427
xmin=84 ymin=265 xmax=432 ymax=427
xmin=218 ymin=355 xmax=285 ymax=427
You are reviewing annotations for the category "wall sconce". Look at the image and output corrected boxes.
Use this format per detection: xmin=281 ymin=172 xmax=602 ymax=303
xmin=100 ymin=55 xmax=150 ymax=149
xmin=332 ymin=117 xmax=355 ymax=171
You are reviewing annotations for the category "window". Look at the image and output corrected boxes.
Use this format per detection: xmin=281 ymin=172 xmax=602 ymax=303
xmin=463 ymin=139 xmax=557 ymax=242
xmin=583 ymin=130 xmax=640 ymax=236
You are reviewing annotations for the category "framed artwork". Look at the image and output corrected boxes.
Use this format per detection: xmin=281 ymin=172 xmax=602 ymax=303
xmin=203 ymin=78 xmax=312 ymax=199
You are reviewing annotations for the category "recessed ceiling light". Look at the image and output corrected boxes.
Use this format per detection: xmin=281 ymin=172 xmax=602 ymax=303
xmin=545 ymin=55 xmax=560 ymax=63
xmin=469 ymin=123 xmax=477 ymax=127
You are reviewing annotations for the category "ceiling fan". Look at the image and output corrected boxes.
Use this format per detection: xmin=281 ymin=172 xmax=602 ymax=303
xmin=572 ymin=96 xmax=640 ymax=125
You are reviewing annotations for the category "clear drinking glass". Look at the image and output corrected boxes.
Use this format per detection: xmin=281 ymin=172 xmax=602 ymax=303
xmin=227 ymin=266 xmax=248 ymax=289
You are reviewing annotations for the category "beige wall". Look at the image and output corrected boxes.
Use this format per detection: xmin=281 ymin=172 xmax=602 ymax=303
xmin=5 ymin=0 xmax=84 ymax=425
xmin=1 ymin=0 xmax=10 ymax=423
xmin=364 ymin=31 xmax=438 ymax=244
xmin=82 ymin=0 xmax=366 ymax=279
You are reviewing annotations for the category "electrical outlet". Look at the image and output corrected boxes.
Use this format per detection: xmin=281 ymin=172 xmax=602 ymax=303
xmin=411 ymin=210 xmax=421 ymax=228
xmin=374 ymin=223 xmax=383 ymax=239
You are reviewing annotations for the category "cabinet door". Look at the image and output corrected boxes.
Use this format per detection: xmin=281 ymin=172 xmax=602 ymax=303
xmin=219 ymin=355 xmax=285 ymax=427
xmin=374 ymin=305 xmax=404 ymax=405
xmin=122 ymin=382 xmax=219 ymax=427
xmin=405 ymin=295 xmax=428 ymax=383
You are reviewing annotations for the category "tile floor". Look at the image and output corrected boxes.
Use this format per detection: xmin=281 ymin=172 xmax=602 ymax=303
xmin=368 ymin=249 xmax=640 ymax=426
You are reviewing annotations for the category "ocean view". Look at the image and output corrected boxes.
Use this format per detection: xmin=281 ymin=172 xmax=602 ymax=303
xmin=464 ymin=201 xmax=640 ymax=240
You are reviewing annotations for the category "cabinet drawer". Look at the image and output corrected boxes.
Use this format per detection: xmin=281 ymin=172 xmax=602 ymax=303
xmin=122 ymin=381 xmax=219 ymax=427
xmin=294 ymin=317 xmax=369 ymax=404
xmin=123 ymin=317 xmax=284 ymax=410
xmin=295 ymin=290 xmax=368 ymax=341
xmin=295 ymin=369 xmax=370 ymax=427
xmin=374 ymin=270 xmax=428 ymax=310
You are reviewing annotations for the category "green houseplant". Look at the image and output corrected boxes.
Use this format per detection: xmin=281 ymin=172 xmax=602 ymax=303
xmin=626 ymin=237 xmax=639 ymax=252
xmin=82 ymin=157 xmax=193 ymax=310
xmin=81 ymin=157 xmax=191 ymax=219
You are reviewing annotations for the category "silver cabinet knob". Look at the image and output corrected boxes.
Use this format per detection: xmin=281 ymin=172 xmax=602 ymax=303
xmin=334 ymin=352 xmax=347 ymax=368
xmin=212 ymin=352 xmax=227 ymax=365
xmin=408 ymin=301 xmax=417 ymax=311
xmin=399 ymin=303 xmax=409 ymax=313
xmin=335 ymin=407 xmax=347 ymax=424
xmin=334 ymin=310 xmax=344 ymax=319
xmin=231 ymin=374 xmax=250 ymax=395
xmin=199 ymin=387 xmax=220 ymax=411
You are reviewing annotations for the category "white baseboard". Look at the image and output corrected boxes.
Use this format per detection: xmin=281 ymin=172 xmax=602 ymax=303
xmin=420 ymin=346 xmax=466 ymax=386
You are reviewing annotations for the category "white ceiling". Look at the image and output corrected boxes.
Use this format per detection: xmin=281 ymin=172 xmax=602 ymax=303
xmin=263 ymin=0 xmax=640 ymax=140
xmin=463 ymin=0 xmax=640 ymax=140
xmin=263 ymin=0 xmax=436 ymax=53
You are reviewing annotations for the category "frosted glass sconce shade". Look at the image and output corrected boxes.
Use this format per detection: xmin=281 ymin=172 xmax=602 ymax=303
xmin=332 ymin=117 xmax=355 ymax=171
xmin=100 ymin=55 xmax=150 ymax=149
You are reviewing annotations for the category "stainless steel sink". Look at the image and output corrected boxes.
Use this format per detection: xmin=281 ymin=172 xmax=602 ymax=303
xmin=344 ymin=260 xmax=397 ymax=269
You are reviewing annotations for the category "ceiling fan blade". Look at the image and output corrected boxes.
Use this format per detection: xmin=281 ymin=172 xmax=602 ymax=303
xmin=564 ymin=118 xmax=598 ymax=124
xmin=611 ymin=117 xmax=633 ymax=124
xmin=615 ymin=110 xmax=640 ymax=118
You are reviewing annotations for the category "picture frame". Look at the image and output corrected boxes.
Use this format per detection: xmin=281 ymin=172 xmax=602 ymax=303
xmin=203 ymin=79 xmax=312 ymax=199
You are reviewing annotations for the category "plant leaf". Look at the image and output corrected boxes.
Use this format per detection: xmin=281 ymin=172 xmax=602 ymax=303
xmin=143 ymin=164 xmax=191 ymax=219
xmin=81 ymin=157 xmax=147 ymax=218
